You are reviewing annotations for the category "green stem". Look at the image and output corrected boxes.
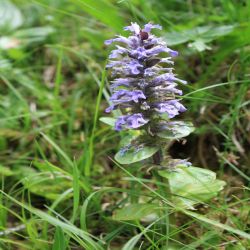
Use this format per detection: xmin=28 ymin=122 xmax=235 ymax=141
xmin=153 ymin=149 xmax=175 ymax=248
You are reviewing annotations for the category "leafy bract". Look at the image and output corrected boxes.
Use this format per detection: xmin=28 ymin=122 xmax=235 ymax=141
xmin=115 ymin=144 xmax=159 ymax=164
xmin=100 ymin=121 xmax=158 ymax=164
xmin=157 ymin=121 xmax=195 ymax=140
xmin=113 ymin=204 xmax=158 ymax=221
xmin=115 ymin=132 xmax=159 ymax=164
xmin=99 ymin=117 xmax=116 ymax=126
xmin=159 ymin=166 xmax=226 ymax=209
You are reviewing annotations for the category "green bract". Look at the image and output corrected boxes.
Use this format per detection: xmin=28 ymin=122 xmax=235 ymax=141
xmin=99 ymin=117 xmax=116 ymax=127
xmin=157 ymin=121 xmax=195 ymax=139
xmin=115 ymin=144 xmax=159 ymax=164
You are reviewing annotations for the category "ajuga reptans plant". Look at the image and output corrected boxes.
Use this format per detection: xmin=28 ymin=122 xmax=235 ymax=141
xmin=105 ymin=22 xmax=190 ymax=165
xmin=103 ymin=22 xmax=225 ymax=210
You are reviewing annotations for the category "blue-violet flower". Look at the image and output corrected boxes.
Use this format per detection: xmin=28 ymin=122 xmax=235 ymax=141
xmin=105 ymin=22 xmax=187 ymax=132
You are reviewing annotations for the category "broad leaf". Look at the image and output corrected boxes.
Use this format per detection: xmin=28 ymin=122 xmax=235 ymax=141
xmin=164 ymin=25 xmax=235 ymax=51
xmin=115 ymin=144 xmax=159 ymax=164
xmin=159 ymin=166 xmax=226 ymax=209
xmin=113 ymin=204 xmax=158 ymax=221
xmin=165 ymin=26 xmax=212 ymax=46
xmin=157 ymin=121 xmax=195 ymax=140
xmin=202 ymin=25 xmax=235 ymax=40
xmin=119 ymin=131 xmax=142 ymax=147
xmin=115 ymin=131 xmax=158 ymax=164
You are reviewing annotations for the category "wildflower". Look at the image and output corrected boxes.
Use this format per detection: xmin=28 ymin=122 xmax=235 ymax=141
xmin=104 ymin=23 xmax=225 ymax=211
xmin=105 ymin=22 xmax=187 ymax=133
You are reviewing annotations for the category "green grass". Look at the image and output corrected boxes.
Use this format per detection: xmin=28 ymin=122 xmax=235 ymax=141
xmin=0 ymin=0 xmax=249 ymax=249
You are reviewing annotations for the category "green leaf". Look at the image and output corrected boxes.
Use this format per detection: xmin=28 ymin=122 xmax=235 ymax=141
xmin=164 ymin=26 xmax=211 ymax=46
xmin=188 ymin=39 xmax=212 ymax=52
xmin=122 ymin=233 xmax=142 ymax=250
xmin=0 ymin=165 xmax=15 ymax=176
xmin=115 ymin=144 xmax=159 ymax=164
xmin=157 ymin=121 xmax=195 ymax=140
xmin=99 ymin=117 xmax=116 ymax=126
xmin=164 ymin=31 xmax=190 ymax=46
xmin=159 ymin=166 xmax=226 ymax=209
xmin=119 ymin=131 xmax=142 ymax=146
xmin=52 ymin=226 xmax=67 ymax=250
xmin=201 ymin=25 xmax=235 ymax=40
xmin=164 ymin=25 xmax=235 ymax=47
xmin=113 ymin=204 xmax=158 ymax=221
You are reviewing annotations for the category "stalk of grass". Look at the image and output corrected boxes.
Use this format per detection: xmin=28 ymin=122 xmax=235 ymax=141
xmin=0 ymin=190 xmax=105 ymax=250
xmin=84 ymin=69 xmax=106 ymax=176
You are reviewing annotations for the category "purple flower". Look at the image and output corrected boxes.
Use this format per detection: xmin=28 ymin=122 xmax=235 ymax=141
xmin=127 ymin=60 xmax=143 ymax=75
xmin=110 ymin=78 xmax=134 ymax=89
xmin=150 ymin=84 xmax=183 ymax=96
xmin=168 ymin=100 xmax=186 ymax=112
xmin=105 ymin=36 xmax=130 ymax=46
xmin=110 ymin=89 xmax=146 ymax=103
xmin=106 ymin=90 xmax=146 ymax=113
xmin=130 ymin=47 xmax=148 ymax=60
xmin=169 ymin=159 xmax=192 ymax=168
xmin=154 ymin=100 xmax=186 ymax=118
xmin=146 ymin=46 xmax=178 ymax=57
xmin=143 ymin=23 xmax=162 ymax=32
xmin=115 ymin=113 xmax=149 ymax=131
xmin=124 ymin=22 xmax=141 ymax=34
xmin=105 ymin=22 xmax=187 ymax=131
xmin=109 ymin=46 xmax=128 ymax=59
xmin=177 ymin=159 xmax=192 ymax=167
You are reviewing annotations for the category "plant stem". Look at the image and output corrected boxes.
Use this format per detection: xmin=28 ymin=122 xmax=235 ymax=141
xmin=153 ymin=149 xmax=174 ymax=248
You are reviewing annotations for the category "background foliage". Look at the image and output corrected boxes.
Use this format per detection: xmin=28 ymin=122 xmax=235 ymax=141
xmin=0 ymin=0 xmax=249 ymax=249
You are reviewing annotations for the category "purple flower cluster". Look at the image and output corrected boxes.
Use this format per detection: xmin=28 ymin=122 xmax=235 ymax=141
xmin=105 ymin=22 xmax=187 ymax=131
